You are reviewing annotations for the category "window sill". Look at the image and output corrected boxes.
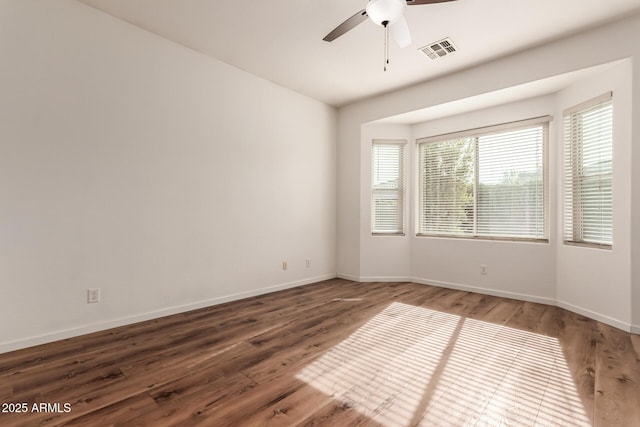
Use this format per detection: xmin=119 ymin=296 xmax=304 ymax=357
xmin=563 ymin=240 xmax=612 ymax=250
xmin=416 ymin=234 xmax=549 ymax=244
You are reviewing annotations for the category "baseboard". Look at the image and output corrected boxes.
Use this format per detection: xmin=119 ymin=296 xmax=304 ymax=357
xmin=556 ymin=300 xmax=631 ymax=333
xmin=411 ymin=277 xmax=557 ymax=306
xmin=630 ymin=324 xmax=640 ymax=335
xmin=336 ymin=273 xmax=361 ymax=282
xmin=0 ymin=274 xmax=336 ymax=355
xmin=357 ymin=275 xmax=412 ymax=283
xmin=337 ymin=274 xmax=412 ymax=283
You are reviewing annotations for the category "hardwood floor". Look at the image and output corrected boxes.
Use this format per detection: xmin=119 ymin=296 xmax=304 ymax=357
xmin=1 ymin=279 xmax=639 ymax=426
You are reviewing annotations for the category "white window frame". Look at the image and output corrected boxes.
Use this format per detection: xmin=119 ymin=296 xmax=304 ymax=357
xmin=371 ymin=139 xmax=406 ymax=235
xmin=563 ymin=92 xmax=613 ymax=249
xmin=416 ymin=116 xmax=550 ymax=242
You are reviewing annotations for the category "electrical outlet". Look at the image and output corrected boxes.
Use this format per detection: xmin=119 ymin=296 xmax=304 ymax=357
xmin=306 ymin=259 xmax=311 ymax=268
xmin=480 ymin=265 xmax=488 ymax=275
xmin=282 ymin=261 xmax=288 ymax=271
xmin=87 ymin=288 xmax=101 ymax=303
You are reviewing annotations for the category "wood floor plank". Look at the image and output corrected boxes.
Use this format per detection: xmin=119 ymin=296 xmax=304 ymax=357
xmin=0 ymin=279 xmax=637 ymax=426
xmin=242 ymin=302 xmax=387 ymax=384
xmin=594 ymin=322 xmax=640 ymax=427
xmin=472 ymin=305 xmax=573 ymax=426
xmin=503 ymin=300 xmax=549 ymax=333
xmin=403 ymin=291 xmax=522 ymax=425
xmin=219 ymin=381 xmax=333 ymax=426
xmin=549 ymin=311 xmax=598 ymax=425
xmin=186 ymin=374 xmax=311 ymax=426
xmin=0 ymin=342 xmax=87 ymax=378
xmin=242 ymin=284 xmax=436 ymax=385
xmin=466 ymin=296 xmax=523 ymax=326
xmin=417 ymin=316 xmax=529 ymax=426
xmin=63 ymin=393 xmax=159 ymax=426
xmin=296 ymin=400 xmax=384 ymax=427
xmin=630 ymin=333 xmax=640 ymax=358
xmin=120 ymin=373 xmax=256 ymax=426
xmin=0 ymin=388 xmax=11 ymax=405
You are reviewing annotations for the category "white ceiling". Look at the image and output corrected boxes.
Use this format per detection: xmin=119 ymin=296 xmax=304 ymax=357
xmin=77 ymin=0 xmax=640 ymax=107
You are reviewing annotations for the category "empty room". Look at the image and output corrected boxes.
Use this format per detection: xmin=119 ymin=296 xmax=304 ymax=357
xmin=1 ymin=0 xmax=640 ymax=425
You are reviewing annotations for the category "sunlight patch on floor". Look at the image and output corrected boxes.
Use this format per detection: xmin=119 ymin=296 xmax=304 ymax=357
xmin=296 ymin=302 xmax=590 ymax=426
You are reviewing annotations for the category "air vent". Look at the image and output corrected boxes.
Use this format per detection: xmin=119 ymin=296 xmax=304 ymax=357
xmin=419 ymin=38 xmax=457 ymax=60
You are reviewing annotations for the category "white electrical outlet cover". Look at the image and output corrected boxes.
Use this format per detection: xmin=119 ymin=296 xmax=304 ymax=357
xmin=87 ymin=288 xmax=101 ymax=303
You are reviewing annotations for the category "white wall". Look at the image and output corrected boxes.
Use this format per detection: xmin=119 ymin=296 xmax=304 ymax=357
xmin=359 ymin=123 xmax=412 ymax=280
xmin=632 ymin=58 xmax=640 ymax=332
xmin=338 ymin=12 xmax=640 ymax=331
xmin=555 ymin=61 xmax=633 ymax=329
xmin=0 ymin=0 xmax=336 ymax=353
xmin=336 ymin=115 xmax=361 ymax=281
xmin=409 ymin=95 xmax=557 ymax=303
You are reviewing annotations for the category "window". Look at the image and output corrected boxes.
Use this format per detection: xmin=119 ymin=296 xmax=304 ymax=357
xmin=372 ymin=140 xmax=405 ymax=234
xmin=418 ymin=117 xmax=549 ymax=240
xmin=563 ymin=93 xmax=613 ymax=248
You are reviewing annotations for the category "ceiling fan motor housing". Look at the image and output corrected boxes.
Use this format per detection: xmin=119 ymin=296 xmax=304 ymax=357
xmin=366 ymin=0 xmax=406 ymax=26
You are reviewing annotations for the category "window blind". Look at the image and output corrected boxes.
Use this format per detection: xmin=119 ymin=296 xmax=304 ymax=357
xmin=419 ymin=138 xmax=474 ymax=235
xmin=476 ymin=126 xmax=545 ymax=238
xmin=372 ymin=141 xmax=405 ymax=234
xmin=418 ymin=117 xmax=548 ymax=240
xmin=563 ymin=93 xmax=613 ymax=247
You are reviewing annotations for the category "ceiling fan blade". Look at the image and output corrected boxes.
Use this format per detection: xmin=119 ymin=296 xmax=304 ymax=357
xmin=323 ymin=9 xmax=368 ymax=42
xmin=390 ymin=15 xmax=412 ymax=48
xmin=406 ymin=0 xmax=457 ymax=5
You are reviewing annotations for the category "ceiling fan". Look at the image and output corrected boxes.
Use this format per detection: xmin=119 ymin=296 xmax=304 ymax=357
xmin=323 ymin=0 xmax=457 ymax=49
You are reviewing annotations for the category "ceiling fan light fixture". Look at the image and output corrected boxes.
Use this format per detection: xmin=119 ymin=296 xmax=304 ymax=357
xmin=366 ymin=0 xmax=406 ymax=26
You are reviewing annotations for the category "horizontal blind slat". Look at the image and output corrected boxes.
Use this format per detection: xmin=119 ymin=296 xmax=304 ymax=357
xmin=372 ymin=141 xmax=405 ymax=234
xmin=419 ymin=122 xmax=546 ymax=239
xmin=563 ymin=97 xmax=613 ymax=246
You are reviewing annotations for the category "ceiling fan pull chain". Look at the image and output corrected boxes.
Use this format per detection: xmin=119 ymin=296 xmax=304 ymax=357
xmin=383 ymin=20 xmax=389 ymax=71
